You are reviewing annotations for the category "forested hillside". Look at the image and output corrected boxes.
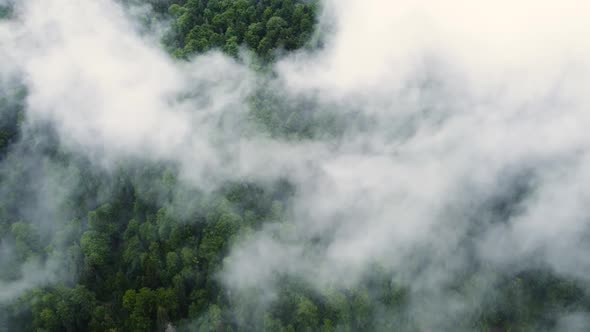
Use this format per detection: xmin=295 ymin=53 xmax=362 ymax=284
xmin=2 ymin=0 xmax=590 ymax=331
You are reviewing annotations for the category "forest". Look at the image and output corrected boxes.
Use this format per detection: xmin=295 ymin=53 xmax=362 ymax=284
xmin=2 ymin=0 xmax=590 ymax=331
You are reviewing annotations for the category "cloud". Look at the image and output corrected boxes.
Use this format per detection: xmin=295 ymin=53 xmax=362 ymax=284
xmin=225 ymin=0 xmax=590 ymax=325
xmin=2 ymin=0 xmax=590 ymax=328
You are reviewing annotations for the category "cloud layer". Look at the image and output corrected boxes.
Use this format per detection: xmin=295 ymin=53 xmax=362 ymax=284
xmin=2 ymin=0 xmax=590 ymax=328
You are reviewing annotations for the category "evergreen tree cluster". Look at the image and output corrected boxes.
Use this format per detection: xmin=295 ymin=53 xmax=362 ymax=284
xmin=165 ymin=0 xmax=317 ymax=59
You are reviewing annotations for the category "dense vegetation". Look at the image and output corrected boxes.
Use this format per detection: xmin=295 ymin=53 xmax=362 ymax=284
xmin=2 ymin=1 xmax=590 ymax=331
xmin=164 ymin=0 xmax=317 ymax=60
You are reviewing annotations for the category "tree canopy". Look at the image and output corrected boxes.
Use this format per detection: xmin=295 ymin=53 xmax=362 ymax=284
xmin=1 ymin=1 xmax=589 ymax=332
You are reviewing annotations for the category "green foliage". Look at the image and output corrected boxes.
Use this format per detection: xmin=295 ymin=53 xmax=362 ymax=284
xmin=0 ymin=87 xmax=24 ymax=159
xmin=0 ymin=148 xmax=296 ymax=331
xmin=11 ymin=221 xmax=41 ymax=259
xmin=0 ymin=5 xmax=13 ymax=20
xmin=166 ymin=0 xmax=317 ymax=59
xmin=80 ymin=230 xmax=110 ymax=268
xmin=2 ymin=2 xmax=589 ymax=332
xmin=27 ymin=286 xmax=96 ymax=331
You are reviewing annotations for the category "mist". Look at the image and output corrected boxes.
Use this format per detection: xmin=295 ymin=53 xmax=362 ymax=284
xmin=1 ymin=0 xmax=590 ymax=330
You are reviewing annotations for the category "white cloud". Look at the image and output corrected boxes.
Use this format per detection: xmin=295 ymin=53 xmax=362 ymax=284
xmin=2 ymin=0 xmax=590 ymax=326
